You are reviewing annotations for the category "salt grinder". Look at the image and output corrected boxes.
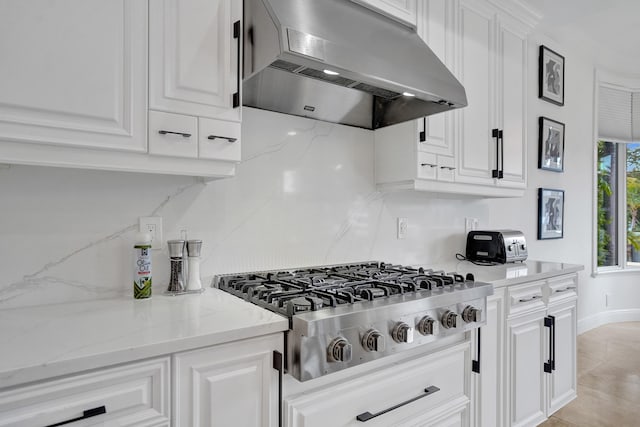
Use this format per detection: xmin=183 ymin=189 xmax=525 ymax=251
xmin=186 ymin=240 xmax=203 ymax=291
xmin=167 ymin=239 xmax=186 ymax=293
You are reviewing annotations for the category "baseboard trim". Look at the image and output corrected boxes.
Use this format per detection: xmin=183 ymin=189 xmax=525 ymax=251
xmin=578 ymin=309 xmax=640 ymax=334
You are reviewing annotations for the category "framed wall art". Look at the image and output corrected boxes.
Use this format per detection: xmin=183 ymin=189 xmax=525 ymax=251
xmin=539 ymin=45 xmax=565 ymax=106
xmin=538 ymin=117 xmax=565 ymax=172
xmin=538 ymin=188 xmax=564 ymax=240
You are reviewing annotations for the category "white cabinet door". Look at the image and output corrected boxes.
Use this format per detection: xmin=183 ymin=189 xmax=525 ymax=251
xmin=471 ymin=290 xmax=504 ymax=427
xmin=547 ymin=300 xmax=578 ymax=415
xmin=0 ymin=0 xmax=147 ymax=152
xmin=173 ymin=334 xmax=283 ymax=427
xmin=456 ymin=1 xmax=496 ymax=186
xmin=149 ymin=0 xmax=241 ymax=122
xmin=496 ymin=18 xmax=527 ymax=188
xmin=506 ymin=310 xmax=547 ymax=427
xmin=351 ymin=0 xmax=417 ymax=27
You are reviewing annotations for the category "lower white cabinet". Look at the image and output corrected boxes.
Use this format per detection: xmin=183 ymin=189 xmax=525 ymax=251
xmin=284 ymin=342 xmax=470 ymax=427
xmin=546 ymin=299 xmax=577 ymax=415
xmin=173 ymin=333 xmax=283 ymax=427
xmin=0 ymin=357 xmax=170 ymax=427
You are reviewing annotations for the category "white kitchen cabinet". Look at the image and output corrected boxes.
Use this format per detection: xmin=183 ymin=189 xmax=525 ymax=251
xmin=0 ymin=0 xmax=148 ymax=152
xmin=470 ymin=288 xmax=504 ymax=427
xmin=149 ymin=0 xmax=242 ymax=162
xmin=173 ymin=333 xmax=283 ymax=427
xmin=375 ymin=0 xmax=533 ymax=198
xmin=284 ymin=342 xmax=469 ymax=427
xmin=350 ymin=0 xmax=417 ymax=27
xmin=505 ymin=308 xmax=547 ymax=427
xmin=0 ymin=357 xmax=170 ymax=427
xmin=456 ymin=1 xmax=527 ymax=192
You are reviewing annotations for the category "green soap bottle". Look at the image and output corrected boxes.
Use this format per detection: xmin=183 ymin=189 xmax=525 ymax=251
xmin=134 ymin=232 xmax=152 ymax=299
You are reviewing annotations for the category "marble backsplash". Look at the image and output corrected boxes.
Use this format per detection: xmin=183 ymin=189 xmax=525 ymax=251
xmin=0 ymin=108 xmax=489 ymax=309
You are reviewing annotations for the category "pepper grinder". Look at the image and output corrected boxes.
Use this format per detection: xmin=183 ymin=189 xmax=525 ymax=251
xmin=186 ymin=240 xmax=203 ymax=291
xmin=167 ymin=239 xmax=186 ymax=293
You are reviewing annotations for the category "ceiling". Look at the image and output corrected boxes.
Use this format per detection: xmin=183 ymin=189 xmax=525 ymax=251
xmin=521 ymin=0 xmax=640 ymax=75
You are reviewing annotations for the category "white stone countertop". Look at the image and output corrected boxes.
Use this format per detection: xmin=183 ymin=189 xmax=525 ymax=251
xmin=431 ymin=259 xmax=584 ymax=288
xmin=0 ymin=288 xmax=288 ymax=389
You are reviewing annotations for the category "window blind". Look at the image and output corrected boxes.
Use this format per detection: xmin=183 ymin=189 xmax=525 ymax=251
xmin=598 ymin=86 xmax=633 ymax=143
xmin=633 ymin=91 xmax=640 ymax=141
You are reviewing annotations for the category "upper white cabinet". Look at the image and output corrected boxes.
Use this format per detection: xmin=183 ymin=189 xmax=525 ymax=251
xmin=456 ymin=1 xmax=527 ymax=190
xmin=351 ymin=0 xmax=418 ymax=27
xmin=0 ymin=0 xmax=241 ymax=177
xmin=375 ymin=0 xmax=535 ymax=198
xmin=0 ymin=0 xmax=148 ymax=152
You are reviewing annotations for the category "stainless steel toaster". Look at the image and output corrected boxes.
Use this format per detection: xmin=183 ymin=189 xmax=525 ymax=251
xmin=466 ymin=230 xmax=527 ymax=263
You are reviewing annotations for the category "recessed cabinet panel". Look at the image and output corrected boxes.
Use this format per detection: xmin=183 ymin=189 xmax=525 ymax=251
xmin=149 ymin=0 xmax=241 ymax=122
xmin=547 ymin=301 xmax=577 ymax=415
xmin=498 ymin=22 xmax=527 ymax=186
xmin=456 ymin=4 xmax=494 ymax=184
xmin=0 ymin=0 xmax=147 ymax=152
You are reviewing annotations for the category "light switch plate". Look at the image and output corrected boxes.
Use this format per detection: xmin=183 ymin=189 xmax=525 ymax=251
xmin=139 ymin=217 xmax=163 ymax=250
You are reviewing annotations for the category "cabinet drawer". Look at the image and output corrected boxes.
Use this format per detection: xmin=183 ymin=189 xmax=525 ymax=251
xmin=546 ymin=274 xmax=578 ymax=305
xmin=418 ymin=152 xmax=438 ymax=179
xmin=507 ymin=281 xmax=545 ymax=316
xmin=149 ymin=110 xmax=198 ymax=158
xmin=198 ymin=118 xmax=241 ymax=162
xmin=285 ymin=343 xmax=468 ymax=427
xmin=437 ymin=156 xmax=456 ymax=182
xmin=0 ymin=357 xmax=170 ymax=427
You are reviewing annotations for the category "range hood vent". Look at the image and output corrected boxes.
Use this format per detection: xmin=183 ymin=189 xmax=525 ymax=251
xmin=243 ymin=0 xmax=467 ymax=130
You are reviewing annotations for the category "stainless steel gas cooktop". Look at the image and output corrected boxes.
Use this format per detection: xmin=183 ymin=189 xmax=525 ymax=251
xmin=214 ymin=261 xmax=493 ymax=381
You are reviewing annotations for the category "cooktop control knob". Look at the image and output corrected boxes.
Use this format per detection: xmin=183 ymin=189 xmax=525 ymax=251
xmin=391 ymin=322 xmax=414 ymax=343
xmin=441 ymin=310 xmax=458 ymax=329
xmin=327 ymin=337 xmax=352 ymax=363
xmin=362 ymin=329 xmax=385 ymax=352
xmin=462 ymin=305 xmax=481 ymax=323
xmin=417 ymin=316 xmax=435 ymax=335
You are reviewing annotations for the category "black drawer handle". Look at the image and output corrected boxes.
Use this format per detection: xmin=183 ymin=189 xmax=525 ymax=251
xmin=207 ymin=135 xmax=237 ymax=143
xmin=158 ymin=130 xmax=191 ymax=138
xmin=46 ymin=406 xmax=106 ymax=427
xmin=356 ymin=386 xmax=440 ymax=422
xmin=440 ymin=166 xmax=456 ymax=170
xmin=518 ymin=295 xmax=541 ymax=302
xmin=420 ymin=163 xmax=437 ymax=168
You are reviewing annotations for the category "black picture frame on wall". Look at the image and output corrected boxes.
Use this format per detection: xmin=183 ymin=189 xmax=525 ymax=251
xmin=539 ymin=45 xmax=565 ymax=106
xmin=538 ymin=188 xmax=564 ymax=240
xmin=538 ymin=117 xmax=565 ymax=172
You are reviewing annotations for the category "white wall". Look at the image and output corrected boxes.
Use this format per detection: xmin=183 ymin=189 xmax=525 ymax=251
xmin=1 ymin=28 xmax=638 ymax=330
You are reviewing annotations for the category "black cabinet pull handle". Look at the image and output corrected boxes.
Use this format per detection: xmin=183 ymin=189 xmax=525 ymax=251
xmin=46 ymin=406 xmax=106 ymax=427
xmin=233 ymin=20 xmax=241 ymax=108
xmin=499 ymin=129 xmax=504 ymax=179
xmin=420 ymin=163 xmax=437 ymax=168
xmin=472 ymin=327 xmax=481 ymax=374
xmin=491 ymin=128 xmax=500 ymax=178
xmin=356 ymin=386 xmax=440 ymax=422
xmin=273 ymin=351 xmax=283 ymax=427
xmin=419 ymin=117 xmax=426 ymax=142
xmin=440 ymin=166 xmax=456 ymax=170
xmin=544 ymin=315 xmax=555 ymax=373
xmin=207 ymin=135 xmax=237 ymax=143
xmin=158 ymin=130 xmax=191 ymax=138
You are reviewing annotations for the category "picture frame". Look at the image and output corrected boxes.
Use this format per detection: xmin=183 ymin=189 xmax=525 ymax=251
xmin=539 ymin=45 xmax=565 ymax=106
xmin=538 ymin=117 xmax=565 ymax=172
xmin=538 ymin=188 xmax=564 ymax=240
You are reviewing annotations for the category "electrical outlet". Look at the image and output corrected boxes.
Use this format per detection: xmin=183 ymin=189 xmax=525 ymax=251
xmin=465 ymin=217 xmax=479 ymax=234
xmin=139 ymin=217 xmax=162 ymax=250
xmin=397 ymin=217 xmax=408 ymax=239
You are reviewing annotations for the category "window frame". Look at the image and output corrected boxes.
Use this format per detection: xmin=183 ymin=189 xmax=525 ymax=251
xmin=593 ymin=71 xmax=640 ymax=276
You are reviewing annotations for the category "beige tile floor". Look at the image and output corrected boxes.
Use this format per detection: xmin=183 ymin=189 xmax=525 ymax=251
xmin=540 ymin=322 xmax=640 ymax=427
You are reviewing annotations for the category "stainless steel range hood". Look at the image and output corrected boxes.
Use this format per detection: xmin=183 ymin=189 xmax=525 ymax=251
xmin=242 ymin=0 xmax=467 ymax=130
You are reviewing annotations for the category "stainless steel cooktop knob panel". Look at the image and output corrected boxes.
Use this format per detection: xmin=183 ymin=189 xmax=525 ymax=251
xmin=417 ymin=316 xmax=435 ymax=335
xmin=441 ymin=310 xmax=458 ymax=329
xmin=391 ymin=322 xmax=414 ymax=343
xmin=462 ymin=305 xmax=481 ymax=323
xmin=327 ymin=337 xmax=352 ymax=363
xmin=362 ymin=329 xmax=385 ymax=352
